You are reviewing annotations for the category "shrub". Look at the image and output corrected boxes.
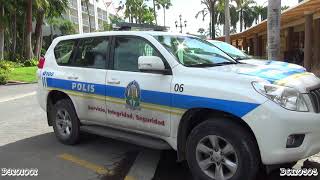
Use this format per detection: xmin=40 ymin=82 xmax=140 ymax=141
xmin=0 ymin=60 xmax=14 ymax=85
xmin=23 ymin=58 xmax=38 ymax=67
xmin=41 ymin=48 xmax=47 ymax=56
xmin=0 ymin=60 xmax=22 ymax=68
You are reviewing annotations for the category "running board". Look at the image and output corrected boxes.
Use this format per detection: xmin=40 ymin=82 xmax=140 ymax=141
xmin=80 ymin=125 xmax=171 ymax=150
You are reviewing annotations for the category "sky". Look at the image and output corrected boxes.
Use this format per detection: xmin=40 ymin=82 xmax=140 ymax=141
xmin=111 ymin=0 xmax=300 ymax=35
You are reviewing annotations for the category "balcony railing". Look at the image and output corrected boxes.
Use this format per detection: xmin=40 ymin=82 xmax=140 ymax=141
xmin=97 ymin=9 xmax=108 ymax=21
xmin=82 ymin=5 xmax=94 ymax=16
xmin=69 ymin=0 xmax=77 ymax=9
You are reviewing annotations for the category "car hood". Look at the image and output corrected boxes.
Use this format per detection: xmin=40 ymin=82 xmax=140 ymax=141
xmin=207 ymin=60 xmax=320 ymax=93
xmin=239 ymin=59 xmax=305 ymax=70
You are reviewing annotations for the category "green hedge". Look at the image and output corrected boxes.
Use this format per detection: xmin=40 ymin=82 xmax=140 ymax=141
xmin=0 ymin=61 xmax=14 ymax=85
xmin=0 ymin=59 xmax=39 ymax=84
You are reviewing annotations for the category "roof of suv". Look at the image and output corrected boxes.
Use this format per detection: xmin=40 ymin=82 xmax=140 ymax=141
xmin=54 ymin=31 xmax=194 ymax=41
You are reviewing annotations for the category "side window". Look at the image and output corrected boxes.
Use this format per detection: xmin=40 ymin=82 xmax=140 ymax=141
xmin=113 ymin=37 xmax=161 ymax=72
xmin=54 ymin=40 xmax=77 ymax=65
xmin=73 ymin=37 xmax=109 ymax=69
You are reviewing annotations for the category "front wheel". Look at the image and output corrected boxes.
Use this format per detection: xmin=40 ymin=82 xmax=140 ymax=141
xmin=186 ymin=118 xmax=260 ymax=180
xmin=51 ymin=99 xmax=80 ymax=145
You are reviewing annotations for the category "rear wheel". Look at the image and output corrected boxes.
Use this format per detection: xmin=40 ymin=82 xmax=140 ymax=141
xmin=186 ymin=118 xmax=260 ymax=180
xmin=51 ymin=99 xmax=80 ymax=145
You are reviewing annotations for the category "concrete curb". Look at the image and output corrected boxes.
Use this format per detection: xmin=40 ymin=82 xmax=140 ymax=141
xmin=4 ymin=81 xmax=37 ymax=86
xmin=125 ymin=149 xmax=160 ymax=180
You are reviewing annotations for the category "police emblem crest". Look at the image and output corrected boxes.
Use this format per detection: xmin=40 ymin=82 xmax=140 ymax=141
xmin=125 ymin=81 xmax=141 ymax=110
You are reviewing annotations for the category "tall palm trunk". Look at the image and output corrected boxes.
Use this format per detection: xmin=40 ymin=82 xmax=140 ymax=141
xmin=0 ymin=5 xmax=4 ymax=60
xmin=34 ymin=11 xmax=44 ymax=59
xmin=153 ymin=0 xmax=157 ymax=25
xmin=50 ymin=25 xmax=53 ymax=41
xmin=224 ymin=0 xmax=230 ymax=43
xmin=163 ymin=7 xmax=166 ymax=26
xmin=25 ymin=0 xmax=33 ymax=60
xmin=21 ymin=12 xmax=26 ymax=57
xmin=12 ymin=10 xmax=17 ymax=60
xmin=240 ymin=8 xmax=243 ymax=32
xmin=267 ymin=0 xmax=281 ymax=60
xmin=211 ymin=1 xmax=216 ymax=39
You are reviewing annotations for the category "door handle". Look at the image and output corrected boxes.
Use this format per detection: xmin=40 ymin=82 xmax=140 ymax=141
xmin=67 ymin=76 xmax=79 ymax=80
xmin=107 ymin=79 xmax=120 ymax=84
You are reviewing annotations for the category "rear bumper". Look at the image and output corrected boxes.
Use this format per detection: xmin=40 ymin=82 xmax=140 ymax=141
xmin=244 ymin=100 xmax=320 ymax=165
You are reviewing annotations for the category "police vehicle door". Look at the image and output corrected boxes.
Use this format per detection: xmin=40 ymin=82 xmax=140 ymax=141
xmin=106 ymin=36 xmax=172 ymax=137
xmin=53 ymin=37 xmax=110 ymax=124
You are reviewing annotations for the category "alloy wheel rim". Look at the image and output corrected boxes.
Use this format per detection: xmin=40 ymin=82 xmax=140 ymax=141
xmin=55 ymin=109 xmax=72 ymax=137
xmin=196 ymin=135 xmax=238 ymax=180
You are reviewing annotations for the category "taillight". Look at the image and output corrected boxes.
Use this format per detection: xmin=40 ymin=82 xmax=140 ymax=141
xmin=38 ymin=57 xmax=45 ymax=69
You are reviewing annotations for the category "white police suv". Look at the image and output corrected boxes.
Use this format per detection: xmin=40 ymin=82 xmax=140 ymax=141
xmin=37 ymin=31 xmax=320 ymax=180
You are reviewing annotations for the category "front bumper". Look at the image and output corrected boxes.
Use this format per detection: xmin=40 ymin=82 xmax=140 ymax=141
xmin=244 ymin=100 xmax=320 ymax=165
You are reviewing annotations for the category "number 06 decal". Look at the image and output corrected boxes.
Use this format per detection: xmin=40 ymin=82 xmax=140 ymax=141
xmin=174 ymin=84 xmax=184 ymax=92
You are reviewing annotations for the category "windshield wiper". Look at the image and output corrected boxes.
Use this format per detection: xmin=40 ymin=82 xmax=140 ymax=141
xmin=234 ymin=56 xmax=250 ymax=60
xmin=187 ymin=61 xmax=237 ymax=67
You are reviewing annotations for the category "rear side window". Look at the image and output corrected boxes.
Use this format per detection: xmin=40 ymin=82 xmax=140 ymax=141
xmin=54 ymin=40 xmax=77 ymax=65
xmin=54 ymin=37 xmax=109 ymax=69
xmin=73 ymin=37 xmax=109 ymax=69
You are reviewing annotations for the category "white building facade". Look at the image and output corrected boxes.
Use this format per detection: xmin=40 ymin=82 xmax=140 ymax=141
xmin=64 ymin=0 xmax=110 ymax=33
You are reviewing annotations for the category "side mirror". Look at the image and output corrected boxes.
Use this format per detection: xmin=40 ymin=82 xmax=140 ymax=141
xmin=138 ymin=56 xmax=169 ymax=74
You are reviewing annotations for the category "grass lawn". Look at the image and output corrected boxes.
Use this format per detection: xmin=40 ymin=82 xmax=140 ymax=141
xmin=8 ymin=66 xmax=37 ymax=83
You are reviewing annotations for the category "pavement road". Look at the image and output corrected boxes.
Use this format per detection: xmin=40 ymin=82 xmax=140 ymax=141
xmin=1 ymin=84 xmax=320 ymax=180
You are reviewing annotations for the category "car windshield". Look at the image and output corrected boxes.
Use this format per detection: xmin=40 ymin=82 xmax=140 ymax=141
xmin=208 ymin=40 xmax=250 ymax=60
xmin=153 ymin=35 xmax=237 ymax=67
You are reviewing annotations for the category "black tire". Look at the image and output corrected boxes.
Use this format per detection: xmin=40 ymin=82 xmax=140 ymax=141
xmin=186 ymin=118 xmax=260 ymax=180
xmin=51 ymin=99 xmax=80 ymax=145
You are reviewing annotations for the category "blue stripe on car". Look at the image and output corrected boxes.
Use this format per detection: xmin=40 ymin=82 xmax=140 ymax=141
xmin=46 ymin=77 xmax=259 ymax=117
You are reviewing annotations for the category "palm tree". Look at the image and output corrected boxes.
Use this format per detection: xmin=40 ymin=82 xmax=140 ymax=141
xmin=124 ymin=0 xmax=139 ymax=23
xmin=267 ymin=0 xmax=281 ymax=60
xmin=281 ymin=6 xmax=290 ymax=11
xmin=0 ymin=0 xmax=21 ymax=60
xmin=224 ymin=0 xmax=230 ymax=43
xmin=234 ymin=0 xmax=255 ymax=32
xmin=196 ymin=0 xmax=218 ymax=39
xmin=34 ymin=0 xmax=69 ymax=59
xmin=141 ymin=7 xmax=155 ymax=24
xmin=10 ymin=0 xmax=19 ymax=60
xmin=253 ymin=5 xmax=265 ymax=24
xmin=156 ymin=0 xmax=172 ymax=26
xmin=204 ymin=0 xmax=238 ymax=36
xmin=0 ymin=1 xmax=5 ymax=60
xmin=34 ymin=0 xmax=49 ymax=59
xmin=242 ymin=4 xmax=255 ymax=29
xmin=230 ymin=5 xmax=239 ymax=30
xmin=25 ymin=0 xmax=33 ymax=60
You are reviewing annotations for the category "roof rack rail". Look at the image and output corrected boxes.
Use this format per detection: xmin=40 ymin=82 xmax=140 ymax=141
xmin=113 ymin=22 xmax=169 ymax=31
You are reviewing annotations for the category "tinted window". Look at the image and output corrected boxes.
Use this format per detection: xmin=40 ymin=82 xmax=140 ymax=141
xmin=73 ymin=37 xmax=109 ymax=69
xmin=113 ymin=37 xmax=161 ymax=72
xmin=54 ymin=40 xmax=77 ymax=65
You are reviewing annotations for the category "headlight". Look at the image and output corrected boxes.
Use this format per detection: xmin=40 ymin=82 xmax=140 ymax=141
xmin=252 ymin=82 xmax=308 ymax=112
